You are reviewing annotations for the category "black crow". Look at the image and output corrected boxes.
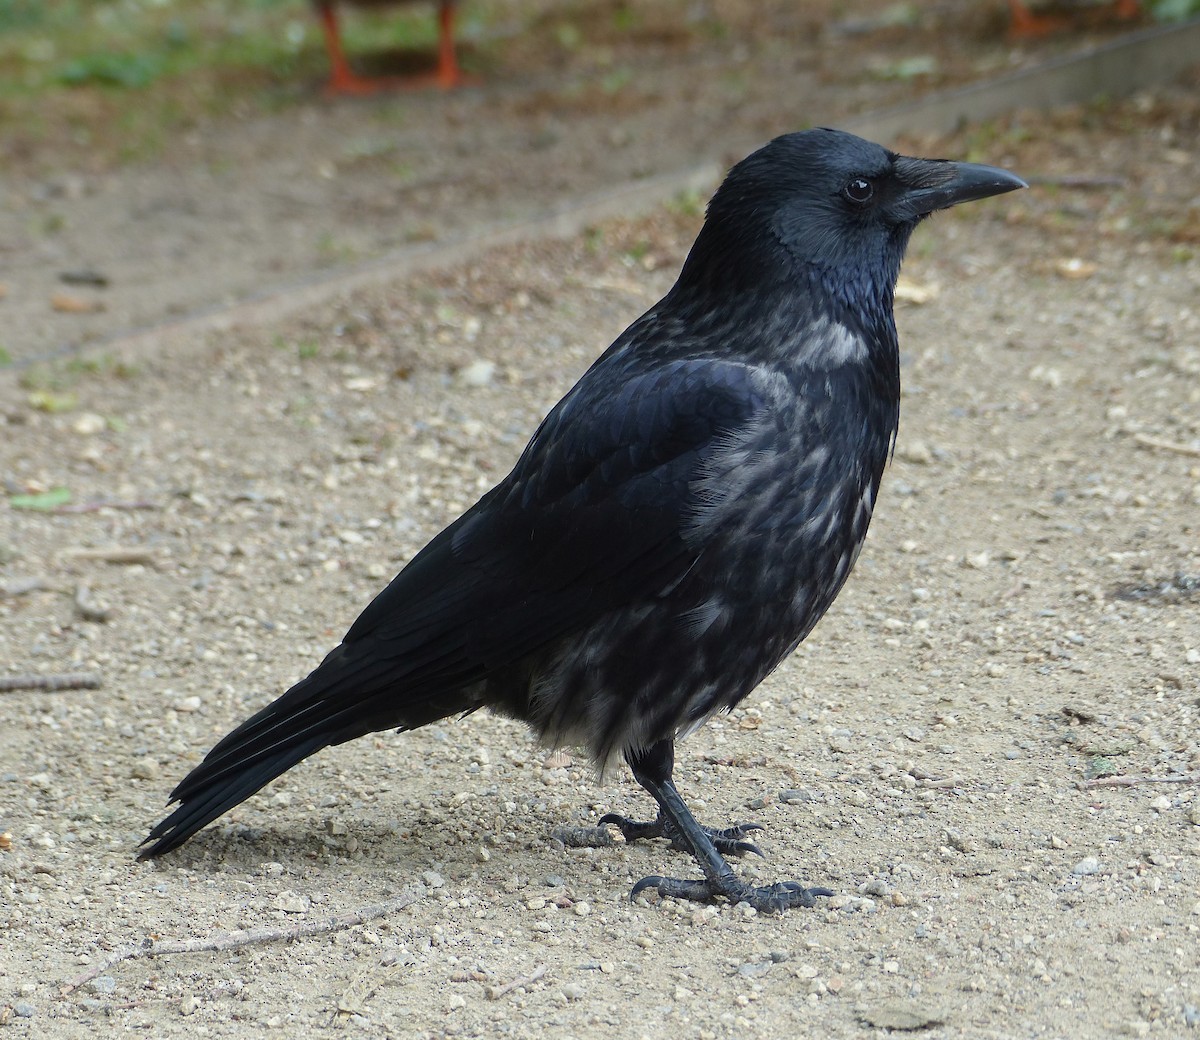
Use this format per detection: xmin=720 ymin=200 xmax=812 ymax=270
xmin=142 ymin=129 xmax=1024 ymax=912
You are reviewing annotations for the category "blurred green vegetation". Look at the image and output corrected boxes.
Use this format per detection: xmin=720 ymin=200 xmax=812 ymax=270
xmin=0 ymin=0 xmax=461 ymax=170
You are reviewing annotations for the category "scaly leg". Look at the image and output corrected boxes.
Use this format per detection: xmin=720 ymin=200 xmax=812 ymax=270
xmin=623 ymin=740 xmax=832 ymax=914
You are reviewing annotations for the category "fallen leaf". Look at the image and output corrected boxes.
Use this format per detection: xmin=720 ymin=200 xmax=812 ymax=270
xmin=50 ymin=292 xmax=104 ymax=313
xmin=10 ymin=487 xmax=73 ymax=511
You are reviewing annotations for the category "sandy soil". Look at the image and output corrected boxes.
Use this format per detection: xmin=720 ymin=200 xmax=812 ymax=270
xmin=2 ymin=7 xmax=1200 ymax=1040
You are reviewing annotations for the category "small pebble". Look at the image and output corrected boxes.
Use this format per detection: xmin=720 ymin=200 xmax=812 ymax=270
xmin=457 ymin=360 xmax=495 ymax=388
xmin=1072 ymin=857 xmax=1101 ymax=876
xmin=130 ymin=757 xmax=159 ymax=780
xmin=89 ymin=976 xmax=117 ymax=995
xmin=422 ymin=871 xmax=445 ymax=889
xmin=272 ymin=891 xmax=309 ymax=913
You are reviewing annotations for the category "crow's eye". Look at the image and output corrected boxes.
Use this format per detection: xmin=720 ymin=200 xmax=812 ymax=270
xmin=843 ymin=178 xmax=874 ymax=204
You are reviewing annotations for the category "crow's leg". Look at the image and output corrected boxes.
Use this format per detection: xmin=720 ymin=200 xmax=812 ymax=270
xmin=624 ymin=740 xmax=833 ymax=914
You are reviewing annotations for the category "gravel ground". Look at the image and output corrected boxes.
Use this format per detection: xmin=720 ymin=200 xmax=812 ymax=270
xmin=2 ymin=23 xmax=1200 ymax=1040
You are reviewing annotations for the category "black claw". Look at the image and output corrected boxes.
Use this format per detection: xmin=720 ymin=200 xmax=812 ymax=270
xmin=630 ymin=875 xmax=669 ymax=900
xmin=729 ymin=840 xmax=765 ymax=858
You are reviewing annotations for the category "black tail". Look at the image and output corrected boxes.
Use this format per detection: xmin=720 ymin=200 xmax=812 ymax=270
xmin=140 ymin=639 xmax=480 ymax=859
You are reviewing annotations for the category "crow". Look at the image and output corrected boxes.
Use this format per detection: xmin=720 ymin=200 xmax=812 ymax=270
xmin=142 ymin=129 xmax=1024 ymax=913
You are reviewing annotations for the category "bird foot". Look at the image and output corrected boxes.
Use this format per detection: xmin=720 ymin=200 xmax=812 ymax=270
xmin=631 ymin=875 xmax=834 ymax=914
xmin=598 ymin=812 xmax=765 ymax=858
xmin=322 ymin=67 xmax=474 ymax=97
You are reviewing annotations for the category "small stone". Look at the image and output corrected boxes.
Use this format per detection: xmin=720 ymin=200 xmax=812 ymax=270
xmin=457 ymin=360 xmax=495 ymax=388
xmin=422 ymin=871 xmax=445 ymax=889
xmin=89 ymin=976 xmax=117 ymax=995
xmin=72 ymin=413 xmax=106 ymax=436
xmin=572 ymin=901 xmax=591 ymax=917
xmin=561 ymin=983 xmax=585 ymax=1001
xmin=180 ymin=995 xmax=201 ymax=1016
xmin=897 ymin=441 xmax=932 ymax=464
xmin=272 ymin=891 xmax=309 ymax=913
xmin=1072 ymin=857 xmax=1101 ymax=876
xmin=1186 ymin=649 xmax=1200 ymax=665
xmin=13 ymin=1002 xmax=35 ymax=1019
xmin=447 ymin=994 xmax=466 ymax=1010
xmin=1150 ymin=795 xmax=1171 ymax=811
xmin=779 ymin=789 xmax=818 ymax=804
xmin=827 ymin=731 xmax=854 ymax=754
xmin=130 ymin=757 xmax=159 ymax=780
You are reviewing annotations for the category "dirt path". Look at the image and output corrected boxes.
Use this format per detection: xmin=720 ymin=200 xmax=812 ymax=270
xmin=2 ymin=7 xmax=1199 ymax=1040
xmin=0 ymin=0 xmax=1125 ymax=371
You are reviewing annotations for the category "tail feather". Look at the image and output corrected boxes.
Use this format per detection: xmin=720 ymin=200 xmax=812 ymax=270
xmin=139 ymin=734 xmax=327 ymax=858
xmin=141 ymin=639 xmax=484 ymax=859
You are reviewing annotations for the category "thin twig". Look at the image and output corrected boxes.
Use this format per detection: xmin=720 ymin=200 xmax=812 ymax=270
xmin=60 ymin=889 xmax=424 ymax=996
xmin=1084 ymin=772 xmax=1199 ymax=789
xmin=52 ymin=500 xmax=157 ymax=515
xmin=0 ymin=672 xmax=102 ymax=693
xmin=486 ymin=963 xmax=548 ymax=1000
xmin=61 ymin=547 xmax=159 ymax=566
xmin=1132 ymin=432 xmax=1200 ymax=458
xmin=74 ymin=583 xmax=114 ymax=623
xmin=1027 ymin=173 xmax=1127 ymax=190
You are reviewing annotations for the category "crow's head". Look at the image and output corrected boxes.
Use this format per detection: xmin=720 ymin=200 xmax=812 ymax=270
xmin=681 ymin=128 xmax=1025 ymax=295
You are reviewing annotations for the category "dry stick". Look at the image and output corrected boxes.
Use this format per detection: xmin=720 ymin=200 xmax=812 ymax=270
xmin=52 ymin=500 xmax=157 ymax=514
xmin=486 ymin=963 xmax=548 ymax=1000
xmin=1084 ymin=772 xmax=1199 ymax=789
xmin=1027 ymin=173 xmax=1127 ymax=190
xmin=61 ymin=547 xmax=159 ymax=566
xmin=1132 ymin=432 xmax=1200 ymax=459
xmin=60 ymin=889 xmax=424 ymax=996
xmin=0 ymin=672 xmax=102 ymax=693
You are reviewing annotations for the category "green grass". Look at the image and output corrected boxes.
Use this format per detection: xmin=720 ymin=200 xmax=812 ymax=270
xmin=0 ymin=0 xmax=482 ymax=172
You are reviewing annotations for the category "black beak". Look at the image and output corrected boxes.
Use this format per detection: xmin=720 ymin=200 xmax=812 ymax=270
xmin=895 ymin=158 xmax=1027 ymax=221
